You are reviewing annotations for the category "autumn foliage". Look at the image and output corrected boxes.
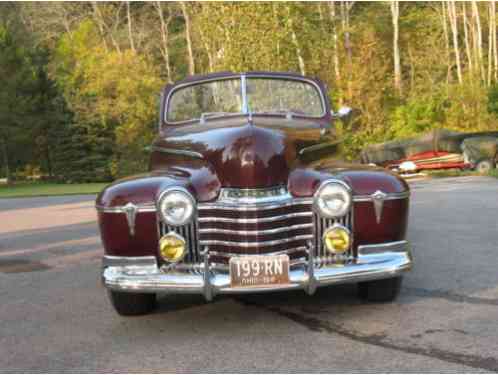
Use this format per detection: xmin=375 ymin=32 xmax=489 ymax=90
xmin=1 ymin=2 xmax=498 ymax=182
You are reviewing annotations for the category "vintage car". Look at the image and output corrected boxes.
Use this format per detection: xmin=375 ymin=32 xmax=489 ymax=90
xmin=96 ymin=72 xmax=412 ymax=316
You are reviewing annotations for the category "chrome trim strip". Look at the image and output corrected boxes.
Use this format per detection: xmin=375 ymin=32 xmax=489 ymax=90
xmin=353 ymin=191 xmax=410 ymax=202
xmin=298 ymin=140 xmax=342 ymax=156
xmin=241 ymin=74 xmax=248 ymax=114
xmin=198 ymin=198 xmax=313 ymax=211
xmin=199 ymin=234 xmax=312 ymax=247
xmin=198 ymin=211 xmax=313 ymax=224
xmin=306 ymin=240 xmax=316 ymax=294
xmin=149 ymin=146 xmax=203 ymax=160
xmin=357 ymin=240 xmax=410 ymax=255
xmin=198 ymin=223 xmax=313 ymax=236
xmin=209 ymin=246 xmax=307 ymax=258
xmin=123 ymin=203 xmax=138 ymax=236
xmin=371 ymin=190 xmax=387 ymax=224
xmin=102 ymin=255 xmax=157 ymax=268
xmin=96 ymin=204 xmax=156 ymax=213
xmin=216 ymin=186 xmax=291 ymax=205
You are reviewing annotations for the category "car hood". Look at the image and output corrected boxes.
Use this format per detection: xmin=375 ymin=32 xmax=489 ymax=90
xmin=152 ymin=117 xmax=327 ymax=188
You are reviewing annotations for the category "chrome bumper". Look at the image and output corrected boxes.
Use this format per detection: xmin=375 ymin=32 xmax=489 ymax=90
xmin=102 ymin=240 xmax=412 ymax=301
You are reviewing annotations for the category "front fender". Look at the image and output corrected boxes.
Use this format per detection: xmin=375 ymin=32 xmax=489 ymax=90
xmin=96 ymin=166 xmax=221 ymax=258
xmin=288 ymin=162 xmax=410 ymax=247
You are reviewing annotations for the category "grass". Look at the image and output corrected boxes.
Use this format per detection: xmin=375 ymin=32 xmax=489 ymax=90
xmin=425 ymin=169 xmax=480 ymax=178
xmin=423 ymin=168 xmax=498 ymax=179
xmin=0 ymin=181 xmax=109 ymax=198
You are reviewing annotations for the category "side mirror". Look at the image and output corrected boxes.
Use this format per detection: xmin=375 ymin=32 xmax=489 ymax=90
xmin=331 ymin=106 xmax=353 ymax=123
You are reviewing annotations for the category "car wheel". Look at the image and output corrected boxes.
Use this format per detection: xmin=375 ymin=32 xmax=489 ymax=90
xmin=475 ymin=159 xmax=495 ymax=174
xmin=357 ymin=276 xmax=402 ymax=303
xmin=108 ymin=290 xmax=156 ymax=316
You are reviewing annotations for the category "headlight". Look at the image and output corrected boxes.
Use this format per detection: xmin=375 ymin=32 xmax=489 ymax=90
xmin=323 ymin=225 xmax=351 ymax=254
xmin=157 ymin=188 xmax=195 ymax=226
xmin=314 ymin=180 xmax=352 ymax=218
xmin=159 ymin=232 xmax=186 ymax=262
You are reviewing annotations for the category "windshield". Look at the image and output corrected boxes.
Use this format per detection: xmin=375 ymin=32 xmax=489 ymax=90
xmin=246 ymin=78 xmax=323 ymax=117
xmin=167 ymin=79 xmax=243 ymax=123
xmin=166 ymin=76 xmax=325 ymax=123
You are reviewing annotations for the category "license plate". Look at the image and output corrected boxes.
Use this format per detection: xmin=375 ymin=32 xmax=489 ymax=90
xmin=229 ymin=255 xmax=290 ymax=288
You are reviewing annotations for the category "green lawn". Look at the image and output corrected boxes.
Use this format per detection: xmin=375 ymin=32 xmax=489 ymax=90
xmin=0 ymin=182 xmax=109 ymax=198
xmin=425 ymin=169 xmax=498 ymax=179
xmin=489 ymin=169 xmax=498 ymax=178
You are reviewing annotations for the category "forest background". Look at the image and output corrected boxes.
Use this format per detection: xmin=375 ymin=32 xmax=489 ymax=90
xmin=2 ymin=1 xmax=498 ymax=183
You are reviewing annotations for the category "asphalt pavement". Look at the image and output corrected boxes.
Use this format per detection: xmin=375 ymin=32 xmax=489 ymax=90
xmin=1 ymin=176 xmax=497 ymax=373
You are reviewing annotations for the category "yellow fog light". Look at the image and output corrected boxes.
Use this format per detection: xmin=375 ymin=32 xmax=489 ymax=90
xmin=159 ymin=232 xmax=186 ymax=263
xmin=323 ymin=225 xmax=351 ymax=254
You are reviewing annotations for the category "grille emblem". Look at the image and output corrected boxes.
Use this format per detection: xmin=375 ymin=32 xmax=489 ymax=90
xmin=218 ymin=186 xmax=289 ymax=204
xmin=371 ymin=190 xmax=387 ymax=224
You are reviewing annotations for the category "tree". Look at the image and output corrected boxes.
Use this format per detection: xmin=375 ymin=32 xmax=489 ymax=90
xmin=0 ymin=23 xmax=36 ymax=182
xmin=181 ymin=2 xmax=195 ymax=75
xmin=391 ymin=1 xmax=402 ymax=96
xmin=1 ymin=1 xmax=496 ymax=177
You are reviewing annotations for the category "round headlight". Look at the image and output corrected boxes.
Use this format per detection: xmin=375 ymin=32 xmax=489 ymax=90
xmin=314 ymin=180 xmax=352 ymax=218
xmin=323 ymin=225 xmax=351 ymax=254
xmin=159 ymin=233 xmax=186 ymax=263
xmin=158 ymin=188 xmax=195 ymax=226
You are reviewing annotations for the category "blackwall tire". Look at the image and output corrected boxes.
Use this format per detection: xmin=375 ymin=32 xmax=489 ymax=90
xmin=108 ymin=290 xmax=156 ymax=316
xmin=358 ymin=276 xmax=403 ymax=303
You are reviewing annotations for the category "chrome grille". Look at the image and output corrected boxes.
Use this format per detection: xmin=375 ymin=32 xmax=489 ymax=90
xmin=313 ymin=209 xmax=354 ymax=261
xmin=157 ymin=191 xmax=354 ymax=265
xmin=158 ymin=221 xmax=201 ymax=263
xmin=197 ymin=198 xmax=313 ymax=262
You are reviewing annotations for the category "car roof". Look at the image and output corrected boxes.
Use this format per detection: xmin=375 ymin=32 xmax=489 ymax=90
xmin=171 ymin=71 xmax=312 ymax=86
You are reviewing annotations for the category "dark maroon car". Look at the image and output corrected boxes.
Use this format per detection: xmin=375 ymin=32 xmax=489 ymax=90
xmin=96 ymin=72 xmax=412 ymax=316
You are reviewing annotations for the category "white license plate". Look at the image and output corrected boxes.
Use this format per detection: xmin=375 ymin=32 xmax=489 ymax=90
xmin=229 ymin=255 xmax=290 ymax=288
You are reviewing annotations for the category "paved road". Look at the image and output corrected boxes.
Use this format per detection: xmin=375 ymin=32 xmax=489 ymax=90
xmin=1 ymin=177 xmax=497 ymax=372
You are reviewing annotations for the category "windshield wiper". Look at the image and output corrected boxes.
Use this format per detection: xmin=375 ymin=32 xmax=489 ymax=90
xmin=200 ymin=112 xmax=233 ymax=124
xmin=257 ymin=110 xmax=304 ymax=120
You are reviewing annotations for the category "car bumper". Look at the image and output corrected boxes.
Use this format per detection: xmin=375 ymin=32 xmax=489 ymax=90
xmin=102 ymin=240 xmax=412 ymax=301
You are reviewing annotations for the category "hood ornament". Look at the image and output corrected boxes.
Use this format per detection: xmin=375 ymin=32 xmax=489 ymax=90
xmin=371 ymin=190 xmax=387 ymax=224
xmin=123 ymin=203 xmax=138 ymax=236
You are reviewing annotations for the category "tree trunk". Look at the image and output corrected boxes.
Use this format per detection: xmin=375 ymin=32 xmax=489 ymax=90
xmin=154 ymin=2 xmax=173 ymax=82
xmin=328 ymin=2 xmax=341 ymax=90
xmin=472 ymin=1 xmax=485 ymax=83
xmin=463 ymin=3 xmax=474 ymax=75
xmin=494 ymin=2 xmax=497 ymax=81
xmin=92 ymin=2 xmax=121 ymax=54
xmin=198 ymin=24 xmax=214 ymax=73
xmin=341 ymin=1 xmax=354 ymax=99
xmin=440 ymin=2 xmax=452 ymax=86
xmin=126 ymin=2 xmax=136 ymax=53
xmin=287 ymin=7 xmax=306 ymax=75
xmin=491 ymin=1 xmax=497 ymax=82
xmin=46 ymin=144 xmax=53 ymax=179
xmin=91 ymin=2 xmax=109 ymax=52
xmin=448 ymin=1 xmax=463 ymax=84
xmin=488 ymin=2 xmax=493 ymax=85
xmin=181 ymin=2 xmax=195 ymax=76
xmin=1 ymin=138 xmax=11 ymax=184
xmin=391 ymin=1 xmax=402 ymax=96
